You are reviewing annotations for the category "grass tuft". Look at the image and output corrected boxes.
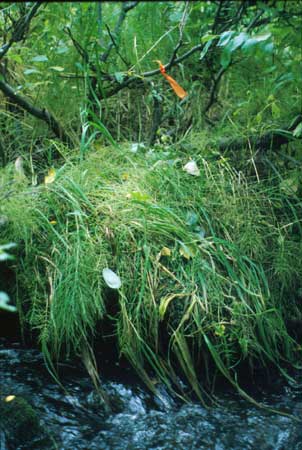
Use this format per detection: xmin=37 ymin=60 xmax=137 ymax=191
xmin=1 ymin=143 xmax=302 ymax=403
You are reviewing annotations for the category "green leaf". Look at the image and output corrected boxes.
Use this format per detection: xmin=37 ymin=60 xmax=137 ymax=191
xmin=242 ymin=33 xmax=271 ymax=53
xmin=271 ymin=102 xmax=280 ymax=119
xmin=201 ymin=33 xmax=219 ymax=44
xmin=186 ymin=211 xmax=198 ymax=227
xmin=75 ymin=62 xmax=84 ymax=71
xmin=263 ymin=42 xmax=274 ymax=54
xmin=217 ymin=30 xmax=235 ymax=47
xmin=56 ymin=46 xmax=69 ymax=54
xmin=0 ymin=252 xmax=14 ymax=262
xmin=9 ymin=53 xmax=23 ymax=64
xmin=293 ymin=122 xmax=302 ymax=138
xmin=31 ymin=55 xmax=49 ymax=62
xmin=24 ymin=68 xmax=41 ymax=75
xmin=129 ymin=191 xmax=151 ymax=202
xmin=241 ymin=37 xmax=258 ymax=52
xmin=274 ymin=129 xmax=294 ymax=138
xmin=280 ymin=177 xmax=299 ymax=195
xmin=220 ymin=47 xmax=232 ymax=68
xmin=49 ymin=66 xmax=65 ymax=72
xmin=89 ymin=120 xmax=118 ymax=148
xmin=252 ymin=32 xmax=271 ymax=42
xmin=169 ymin=10 xmax=183 ymax=22
xmin=228 ymin=32 xmax=248 ymax=53
xmin=0 ymin=243 xmax=16 ymax=251
xmin=114 ymin=72 xmax=125 ymax=84
xmin=199 ymin=40 xmax=213 ymax=60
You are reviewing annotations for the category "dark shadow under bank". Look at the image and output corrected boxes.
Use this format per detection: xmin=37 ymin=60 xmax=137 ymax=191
xmin=2 ymin=307 xmax=302 ymax=402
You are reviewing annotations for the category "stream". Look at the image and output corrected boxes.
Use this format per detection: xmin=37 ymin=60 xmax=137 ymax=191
xmin=1 ymin=338 xmax=302 ymax=450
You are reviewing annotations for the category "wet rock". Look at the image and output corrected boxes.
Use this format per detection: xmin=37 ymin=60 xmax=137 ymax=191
xmin=0 ymin=394 xmax=54 ymax=449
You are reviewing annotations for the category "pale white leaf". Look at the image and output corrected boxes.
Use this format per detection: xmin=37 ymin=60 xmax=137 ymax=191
xmin=0 ymin=292 xmax=17 ymax=312
xmin=183 ymin=161 xmax=200 ymax=176
xmin=15 ymin=156 xmax=25 ymax=177
xmin=102 ymin=268 xmax=122 ymax=289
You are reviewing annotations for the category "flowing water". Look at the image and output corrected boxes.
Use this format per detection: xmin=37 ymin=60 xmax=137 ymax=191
xmin=1 ymin=338 xmax=302 ymax=450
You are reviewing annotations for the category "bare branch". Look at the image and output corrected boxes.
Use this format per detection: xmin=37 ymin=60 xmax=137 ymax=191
xmin=64 ymin=26 xmax=90 ymax=64
xmin=105 ymin=24 xmax=130 ymax=67
xmin=246 ymin=8 xmax=265 ymax=32
xmin=211 ymin=0 xmax=224 ymax=34
xmin=0 ymin=79 xmax=73 ymax=146
xmin=203 ymin=67 xmax=227 ymax=114
xmin=100 ymin=1 xmax=138 ymax=63
xmin=217 ymin=115 xmax=302 ymax=153
xmin=143 ymin=43 xmax=203 ymax=78
xmin=0 ymin=2 xmax=42 ymax=60
xmin=96 ymin=42 xmax=204 ymax=100
xmin=168 ymin=2 xmax=190 ymax=67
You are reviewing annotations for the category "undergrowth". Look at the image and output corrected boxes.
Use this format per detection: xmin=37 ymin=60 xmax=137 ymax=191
xmin=1 ymin=142 xmax=302 ymax=404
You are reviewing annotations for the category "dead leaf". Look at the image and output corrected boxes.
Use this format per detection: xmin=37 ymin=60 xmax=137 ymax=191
xmin=160 ymin=247 xmax=171 ymax=257
xmin=179 ymin=243 xmax=197 ymax=260
xmin=121 ymin=172 xmax=129 ymax=181
xmin=44 ymin=168 xmax=56 ymax=184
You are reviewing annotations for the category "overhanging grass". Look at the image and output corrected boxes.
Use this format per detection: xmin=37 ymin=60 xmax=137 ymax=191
xmin=1 ymin=144 xmax=302 ymax=403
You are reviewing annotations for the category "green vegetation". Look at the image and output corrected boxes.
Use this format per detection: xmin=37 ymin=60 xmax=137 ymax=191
xmin=0 ymin=1 xmax=302 ymax=405
xmin=0 ymin=395 xmax=54 ymax=448
xmin=1 ymin=144 xmax=302 ymax=403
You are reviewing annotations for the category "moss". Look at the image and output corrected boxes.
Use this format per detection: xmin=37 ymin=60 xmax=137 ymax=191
xmin=0 ymin=395 xmax=53 ymax=449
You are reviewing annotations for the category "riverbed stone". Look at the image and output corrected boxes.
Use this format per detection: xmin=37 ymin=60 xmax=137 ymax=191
xmin=0 ymin=394 xmax=54 ymax=449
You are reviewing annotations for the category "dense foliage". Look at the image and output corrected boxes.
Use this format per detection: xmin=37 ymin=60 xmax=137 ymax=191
xmin=0 ymin=1 xmax=301 ymax=405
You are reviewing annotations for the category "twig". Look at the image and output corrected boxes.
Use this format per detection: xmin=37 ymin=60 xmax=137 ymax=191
xmin=211 ymin=0 xmax=224 ymax=33
xmin=168 ymin=1 xmax=190 ymax=66
xmin=0 ymin=2 xmax=42 ymax=60
xmin=100 ymin=1 xmax=138 ymax=63
xmin=0 ymin=79 xmax=73 ymax=146
xmin=105 ymin=24 xmax=130 ymax=67
xmin=203 ymin=4 xmax=268 ymax=116
xmin=203 ymin=66 xmax=227 ymax=114
xmin=217 ymin=115 xmax=302 ymax=153
xmin=246 ymin=8 xmax=265 ymax=32
xmin=64 ymin=26 xmax=90 ymax=64
xmin=97 ymin=43 xmax=204 ymax=100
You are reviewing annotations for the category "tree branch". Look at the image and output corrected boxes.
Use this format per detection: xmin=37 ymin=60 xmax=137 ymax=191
xmin=217 ymin=115 xmax=302 ymax=153
xmin=100 ymin=1 xmax=138 ymax=63
xmin=203 ymin=66 xmax=227 ymax=114
xmin=0 ymin=2 xmax=42 ymax=60
xmin=64 ymin=26 xmax=90 ymax=64
xmin=168 ymin=2 xmax=190 ymax=67
xmin=246 ymin=8 xmax=265 ymax=32
xmin=105 ymin=24 xmax=130 ymax=67
xmin=0 ymin=79 xmax=73 ymax=146
xmin=96 ymin=42 xmax=204 ymax=100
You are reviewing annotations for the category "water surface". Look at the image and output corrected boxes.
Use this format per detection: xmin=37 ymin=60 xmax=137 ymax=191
xmin=1 ymin=339 xmax=302 ymax=450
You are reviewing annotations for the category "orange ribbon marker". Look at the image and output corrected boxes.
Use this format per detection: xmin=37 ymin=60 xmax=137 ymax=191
xmin=155 ymin=60 xmax=187 ymax=100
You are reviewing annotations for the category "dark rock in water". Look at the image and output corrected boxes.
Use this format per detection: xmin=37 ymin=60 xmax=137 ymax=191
xmin=0 ymin=395 xmax=54 ymax=449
